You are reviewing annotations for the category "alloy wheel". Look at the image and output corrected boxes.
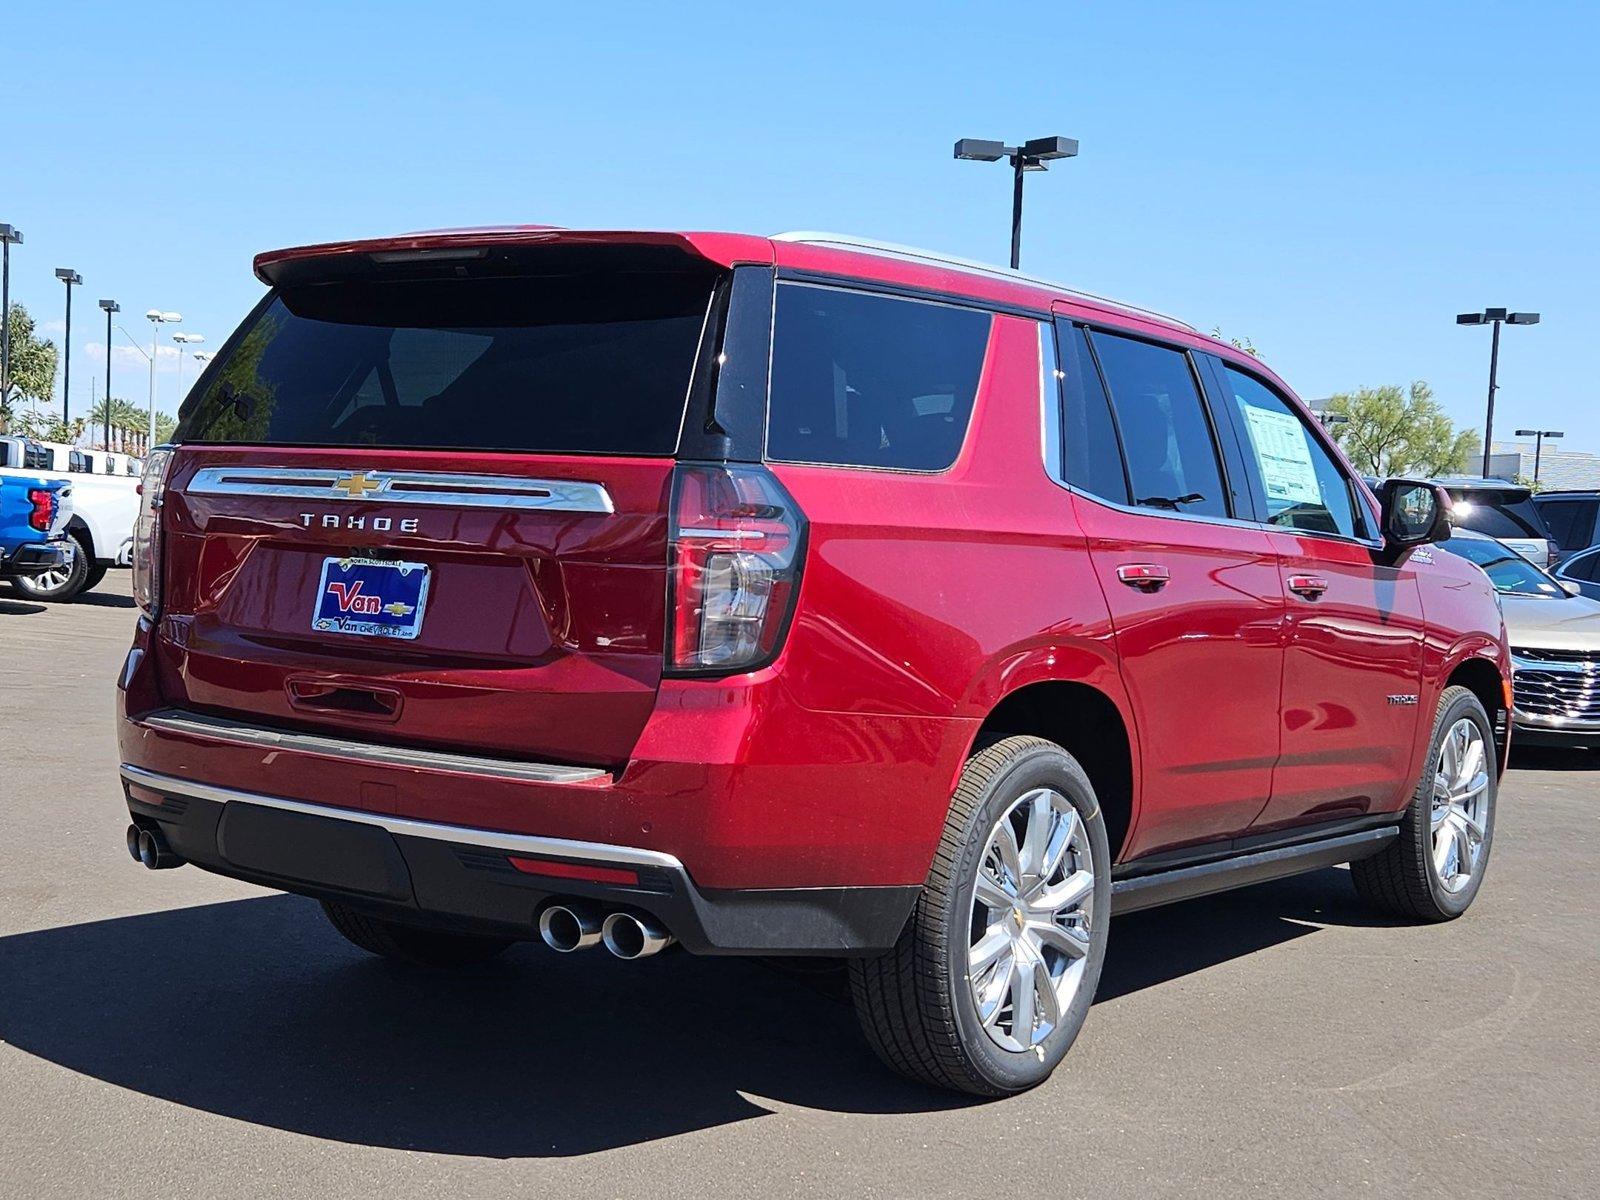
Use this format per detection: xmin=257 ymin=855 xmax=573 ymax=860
xmin=967 ymin=787 xmax=1094 ymax=1053
xmin=1430 ymin=717 xmax=1490 ymax=893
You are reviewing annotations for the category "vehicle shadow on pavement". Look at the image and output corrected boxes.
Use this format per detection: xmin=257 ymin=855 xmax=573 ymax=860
xmin=1509 ymin=746 xmax=1596 ymax=772
xmin=62 ymin=589 xmax=138 ymax=609
xmin=0 ymin=599 xmax=47 ymax=616
xmin=0 ymin=869 xmax=1375 ymax=1156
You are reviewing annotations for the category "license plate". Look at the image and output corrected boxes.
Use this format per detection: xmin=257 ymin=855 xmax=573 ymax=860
xmin=312 ymin=557 xmax=430 ymax=640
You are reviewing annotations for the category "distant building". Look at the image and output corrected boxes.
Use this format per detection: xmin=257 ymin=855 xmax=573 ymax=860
xmin=1487 ymin=441 xmax=1600 ymax=490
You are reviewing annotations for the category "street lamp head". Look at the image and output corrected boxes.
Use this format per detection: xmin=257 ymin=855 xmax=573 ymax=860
xmin=1508 ymin=312 xmax=1541 ymax=325
xmin=98 ymin=299 xmax=120 ymax=314
xmin=1483 ymin=307 xmax=1508 ymax=322
xmin=1021 ymin=136 xmax=1079 ymax=161
xmin=173 ymin=332 xmax=205 ymax=345
xmin=193 ymin=350 xmax=216 ymax=362
xmin=55 ymin=268 xmax=82 ymax=285
xmin=0 ymin=224 xmax=21 ymax=245
xmin=1456 ymin=312 xmax=1486 ymax=325
xmin=954 ymin=138 xmax=1007 ymax=162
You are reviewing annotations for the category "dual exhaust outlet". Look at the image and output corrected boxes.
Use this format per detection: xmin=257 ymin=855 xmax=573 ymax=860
xmin=538 ymin=902 xmax=674 ymax=960
xmin=126 ymin=823 xmax=183 ymax=870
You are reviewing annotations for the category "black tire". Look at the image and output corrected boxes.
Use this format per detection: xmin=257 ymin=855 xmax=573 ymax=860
xmin=1351 ymin=685 xmax=1497 ymax=922
xmin=7 ymin=533 xmax=90 ymax=602
xmin=81 ymin=563 xmax=108 ymax=592
xmin=320 ymin=900 xmax=515 ymax=966
xmin=849 ymin=735 xmax=1111 ymax=1096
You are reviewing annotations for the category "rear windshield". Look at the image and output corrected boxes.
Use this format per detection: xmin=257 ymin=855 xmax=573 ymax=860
xmin=1453 ymin=495 xmax=1549 ymax=541
xmin=175 ymin=270 xmax=715 ymax=455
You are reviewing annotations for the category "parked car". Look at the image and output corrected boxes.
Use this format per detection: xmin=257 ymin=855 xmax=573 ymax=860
xmin=1435 ymin=477 xmax=1558 ymax=567
xmin=116 ymin=227 xmax=1509 ymax=1097
xmin=0 ymin=471 xmax=73 ymax=584
xmin=1533 ymin=490 xmax=1600 ymax=560
xmin=1440 ymin=529 xmax=1600 ymax=748
xmin=1554 ymin=545 xmax=1600 ymax=601
xmin=0 ymin=434 xmax=140 ymax=600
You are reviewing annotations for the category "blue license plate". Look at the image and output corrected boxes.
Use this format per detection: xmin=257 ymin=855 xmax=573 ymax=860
xmin=312 ymin=557 xmax=431 ymax=640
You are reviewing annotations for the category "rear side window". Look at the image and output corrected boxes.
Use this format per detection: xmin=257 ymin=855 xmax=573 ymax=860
xmin=1089 ymin=331 xmax=1228 ymax=519
xmin=1224 ymin=366 xmax=1367 ymax=539
xmin=1536 ymin=498 xmax=1597 ymax=551
xmin=766 ymin=284 xmax=990 ymax=471
xmin=1454 ymin=498 xmax=1547 ymax=540
xmin=175 ymin=270 xmax=716 ymax=454
xmin=1057 ymin=322 xmax=1130 ymax=504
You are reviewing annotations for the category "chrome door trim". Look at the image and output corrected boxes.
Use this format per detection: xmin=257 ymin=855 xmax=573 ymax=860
xmin=186 ymin=466 xmax=615 ymax=514
xmin=138 ymin=709 xmax=609 ymax=785
xmin=120 ymin=764 xmax=686 ymax=871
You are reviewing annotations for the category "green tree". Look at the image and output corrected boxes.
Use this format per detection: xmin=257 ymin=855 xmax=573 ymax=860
xmin=0 ymin=303 xmax=60 ymax=430
xmin=1324 ymin=381 xmax=1478 ymax=477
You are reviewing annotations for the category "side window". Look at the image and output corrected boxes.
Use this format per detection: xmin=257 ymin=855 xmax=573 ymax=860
xmin=1561 ymin=552 xmax=1597 ymax=582
xmin=1056 ymin=322 xmax=1130 ymax=504
xmin=766 ymin=284 xmax=990 ymax=471
xmin=1537 ymin=499 xmax=1597 ymax=552
xmin=1088 ymin=331 xmax=1228 ymax=519
xmin=1224 ymin=366 xmax=1365 ymax=539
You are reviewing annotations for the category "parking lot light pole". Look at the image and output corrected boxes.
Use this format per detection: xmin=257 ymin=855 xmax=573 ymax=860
xmin=954 ymin=136 xmax=1079 ymax=269
xmin=1514 ymin=428 xmax=1563 ymax=483
xmin=171 ymin=332 xmax=204 ymax=405
xmin=55 ymin=269 xmax=84 ymax=425
xmin=145 ymin=309 xmax=181 ymax=446
xmin=0 ymin=224 xmax=20 ymax=411
xmin=1457 ymin=308 xmax=1540 ymax=477
xmin=98 ymin=300 xmax=119 ymax=450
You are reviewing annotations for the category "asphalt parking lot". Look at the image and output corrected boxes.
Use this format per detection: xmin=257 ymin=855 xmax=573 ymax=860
xmin=2 ymin=574 xmax=1597 ymax=1199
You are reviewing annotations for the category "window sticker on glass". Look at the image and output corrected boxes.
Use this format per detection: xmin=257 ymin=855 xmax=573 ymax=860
xmin=1239 ymin=402 xmax=1321 ymax=506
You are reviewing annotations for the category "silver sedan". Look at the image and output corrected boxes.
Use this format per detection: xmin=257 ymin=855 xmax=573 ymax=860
xmin=1439 ymin=530 xmax=1600 ymax=749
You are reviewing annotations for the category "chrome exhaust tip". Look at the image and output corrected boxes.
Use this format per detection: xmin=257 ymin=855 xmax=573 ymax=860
xmin=132 ymin=824 xmax=183 ymax=870
xmin=600 ymin=911 xmax=674 ymax=960
xmin=538 ymin=903 xmax=602 ymax=952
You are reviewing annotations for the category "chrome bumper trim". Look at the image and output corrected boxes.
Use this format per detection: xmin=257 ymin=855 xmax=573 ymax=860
xmin=138 ymin=708 xmax=608 ymax=785
xmin=186 ymin=466 xmax=615 ymax=514
xmin=119 ymin=764 xmax=685 ymax=871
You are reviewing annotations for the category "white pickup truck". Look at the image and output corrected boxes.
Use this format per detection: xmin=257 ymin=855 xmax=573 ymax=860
xmin=0 ymin=434 xmax=140 ymax=601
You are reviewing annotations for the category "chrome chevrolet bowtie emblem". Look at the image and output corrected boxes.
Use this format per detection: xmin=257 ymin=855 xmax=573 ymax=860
xmin=332 ymin=471 xmax=385 ymax=498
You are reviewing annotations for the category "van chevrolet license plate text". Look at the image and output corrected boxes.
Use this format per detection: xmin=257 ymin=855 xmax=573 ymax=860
xmin=313 ymin=557 xmax=430 ymax=639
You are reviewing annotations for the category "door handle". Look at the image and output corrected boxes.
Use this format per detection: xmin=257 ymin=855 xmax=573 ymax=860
xmin=1287 ymin=575 xmax=1330 ymax=599
xmin=1117 ymin=564 xmax=1170 ymax=592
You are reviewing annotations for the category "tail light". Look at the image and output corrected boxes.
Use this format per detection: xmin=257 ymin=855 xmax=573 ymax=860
xmin=132 ymin=447 xmax=175 ymax=616
xmin=25 ymin=487 xmax=55 ymax=533
xmin=667 ymin=463 xmax=806 ymax=674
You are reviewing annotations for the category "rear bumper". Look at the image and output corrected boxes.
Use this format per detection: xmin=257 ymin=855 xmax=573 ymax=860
xmin=0 ymin=540 xmax=69 ymax=577
xmin=121 ymin=764 xmax=917 ymax=955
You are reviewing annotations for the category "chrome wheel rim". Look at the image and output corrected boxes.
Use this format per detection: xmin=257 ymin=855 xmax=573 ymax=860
xmin=967 ymin=788 xmax=1095 ymax=1053
xmin=23 ymin=543 xmax=75 ymax=594
xmin=1431 ymin=717 xmax=1490 ymax=894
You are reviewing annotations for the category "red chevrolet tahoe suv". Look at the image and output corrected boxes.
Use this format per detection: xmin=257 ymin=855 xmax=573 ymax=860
xmin=117 ymin=228 xmax=1510 ymax=1096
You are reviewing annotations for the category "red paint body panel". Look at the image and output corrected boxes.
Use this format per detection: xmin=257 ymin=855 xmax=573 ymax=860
xmin=118 ymin=227 xmax=1511 ymax=908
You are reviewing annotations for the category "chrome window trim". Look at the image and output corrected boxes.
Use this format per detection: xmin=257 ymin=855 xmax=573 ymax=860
xmin=137 ymin=709 xmax=609 ymax=784
xmin=120 ymin=763 xmax=685 ymax=871
xmin=1040 ymin=320 xmax=1062 ymax=481
xmin=186 ymin=466 xmax=614 ymax=514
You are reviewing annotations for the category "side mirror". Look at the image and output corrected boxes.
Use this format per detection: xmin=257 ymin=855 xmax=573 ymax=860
xmin=1377 ymin=478 xmax=1453 ymax=549
xmin=1561 ymin=579 xmax=1583 ymax=598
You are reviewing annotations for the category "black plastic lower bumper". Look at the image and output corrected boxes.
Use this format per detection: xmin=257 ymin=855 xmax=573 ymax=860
xmin=0 ymin=541 xmax=69 ymax=578
xmin=123 ymin=782 xmax=917 ymax=957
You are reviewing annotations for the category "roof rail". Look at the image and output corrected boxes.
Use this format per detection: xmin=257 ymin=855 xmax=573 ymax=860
xmin=772 ymin=231 xmax=1196 ymax=331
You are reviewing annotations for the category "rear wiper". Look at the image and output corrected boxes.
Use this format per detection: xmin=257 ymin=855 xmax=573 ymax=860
xmin=1137 ymin=493 xmax=1205 ymax=511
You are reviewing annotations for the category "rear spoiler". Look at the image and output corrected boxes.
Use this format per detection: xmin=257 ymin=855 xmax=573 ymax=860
xmin=253 ymin=229 xmax=772 ymax=287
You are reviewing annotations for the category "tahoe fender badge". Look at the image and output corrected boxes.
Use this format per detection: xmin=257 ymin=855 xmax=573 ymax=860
xmin=1387 ymin=694 xmax=1420 ymax=706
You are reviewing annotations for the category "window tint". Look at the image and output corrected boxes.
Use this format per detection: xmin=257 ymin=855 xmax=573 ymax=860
xmin=1089 ymin=332 xmax=1227 ymax=519
xmin=1452 ymin=498 xmax=1545 ymax=540
xmin=1057 ymin=322 xmax=1129 ymax=504
xmin=1225 ymin=366 xmax=1365 ymax=539
xmin=176 ymin=269 xmax=716 ymax=454
xmin=766 ymin=284 xmax=989 ymax=471
xmin=1535 ymin=498 xmax=1597 ymax=551
xmin=1562 ymin=549 xmax=1600 ymax=582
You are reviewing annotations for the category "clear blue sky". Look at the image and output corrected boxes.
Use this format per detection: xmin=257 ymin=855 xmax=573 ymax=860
xmin=6 ymin=0 xmax=1596 ymax=450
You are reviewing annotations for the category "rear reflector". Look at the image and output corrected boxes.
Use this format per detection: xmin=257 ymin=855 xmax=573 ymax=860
xmin=508 ymin=857 xmax=640 ymax=887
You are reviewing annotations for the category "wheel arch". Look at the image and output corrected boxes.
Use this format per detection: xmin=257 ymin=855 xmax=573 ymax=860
xmin=960 ymin=668 xmax=1139 ymax=865
xmin=1445 ymin=650 xmax=1511 ymax=775
xmin=65 ymin=514 xmax=96 ymax=560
